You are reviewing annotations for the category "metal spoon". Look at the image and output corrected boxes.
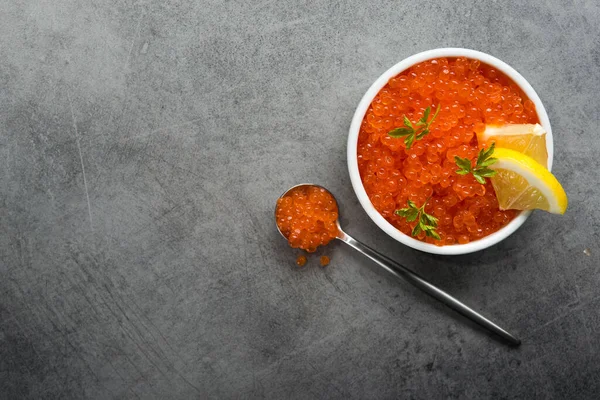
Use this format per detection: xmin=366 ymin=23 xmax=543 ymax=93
xmin=276 ymin=184 xmax=521 ymax=346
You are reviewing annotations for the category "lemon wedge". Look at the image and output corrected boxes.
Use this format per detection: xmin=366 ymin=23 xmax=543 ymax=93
xmin=477 ymin=124 xmax=548 ymax=167
xmin=490 ymin=148 xmax=567 ymax=214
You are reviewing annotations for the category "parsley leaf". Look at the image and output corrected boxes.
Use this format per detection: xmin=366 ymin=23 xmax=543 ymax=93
xmin=395 ymin=199 xmax=441 ymax=240
xmin=454 ymin=142 xmax=498 ymax=184
xmin=387 ymin=104 xmax=441 ymax=150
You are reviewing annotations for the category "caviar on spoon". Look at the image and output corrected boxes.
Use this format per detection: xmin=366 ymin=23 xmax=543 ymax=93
xmin=275 ymin=184 xmax=521 ymax=345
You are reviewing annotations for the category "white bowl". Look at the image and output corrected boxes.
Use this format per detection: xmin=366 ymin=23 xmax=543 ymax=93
xmin=347 ymin=48 xmax=553 ymax=255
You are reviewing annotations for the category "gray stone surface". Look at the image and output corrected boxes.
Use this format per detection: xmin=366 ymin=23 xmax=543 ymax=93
xmin=1 ymin=0 xmax=599 ymax=398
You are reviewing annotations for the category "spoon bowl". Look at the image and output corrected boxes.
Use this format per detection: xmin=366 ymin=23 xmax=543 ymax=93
xmin=275 ymin=183 xmax=344 ymax=241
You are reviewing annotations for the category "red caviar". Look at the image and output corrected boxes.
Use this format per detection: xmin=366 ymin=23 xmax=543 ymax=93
xmin=358 ymin=57 xmax=539 ymax=245
xmin=296 ymin=255 xmax=307 ymax=267
xmin=320 ymin=256 xmax=330 ymax=266
xmin=276 ymin=186 xmax=339 ymax=252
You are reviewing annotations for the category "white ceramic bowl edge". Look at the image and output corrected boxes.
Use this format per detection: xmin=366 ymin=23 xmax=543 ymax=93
xmin=347 ymin=48 xmax=553 ymax=255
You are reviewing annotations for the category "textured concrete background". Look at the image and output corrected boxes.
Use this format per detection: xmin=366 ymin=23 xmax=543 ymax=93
xmin=1 ymin=0 xmax=599 ymax=398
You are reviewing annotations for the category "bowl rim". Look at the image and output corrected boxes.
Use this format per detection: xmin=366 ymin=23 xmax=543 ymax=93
xmin=347 ymin=47 xmax=553 ymax=255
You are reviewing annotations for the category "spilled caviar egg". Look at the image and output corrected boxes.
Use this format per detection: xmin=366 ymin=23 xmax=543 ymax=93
xmin=296 ymin=255 xmax=307 ymax=267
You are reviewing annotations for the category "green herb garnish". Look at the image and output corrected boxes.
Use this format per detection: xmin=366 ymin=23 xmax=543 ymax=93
xmin=395 ymin=199 xmax=440 ymax=240
xmin=454 ymin=143 xmax=498 ymax=184
xmin=388 ymin=104 xmax=441 ymax=149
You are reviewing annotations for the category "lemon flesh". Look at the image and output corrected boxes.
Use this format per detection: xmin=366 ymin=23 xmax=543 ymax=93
xmin=477 ymin=124 xmax=548 ymax=167
xmin=490 ymin=148 xmax=567 ymax=214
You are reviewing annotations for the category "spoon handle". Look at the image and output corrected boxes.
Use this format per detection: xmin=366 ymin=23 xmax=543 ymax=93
xmin=338 ymin=232 xmax=521 ymax=346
